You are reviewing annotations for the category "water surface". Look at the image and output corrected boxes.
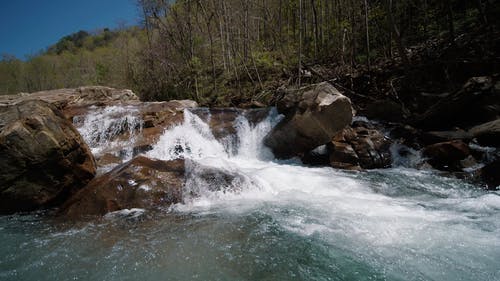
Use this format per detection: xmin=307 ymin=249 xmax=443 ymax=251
xmin=1 ymin=109 xmax=499 ymax=281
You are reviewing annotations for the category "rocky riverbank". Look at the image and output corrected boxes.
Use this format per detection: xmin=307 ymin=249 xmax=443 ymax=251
xmin=0 ymin=79 xmax=498 ymax=217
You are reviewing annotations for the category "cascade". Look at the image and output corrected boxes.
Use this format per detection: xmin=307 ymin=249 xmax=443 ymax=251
xmin=73 ymin=105 xmax=143 ymax=160
xmin=1 ymin=106 xmax=499 ymax=281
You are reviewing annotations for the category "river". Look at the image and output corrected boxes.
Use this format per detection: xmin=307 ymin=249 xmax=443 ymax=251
xmin=1 ymin=109 xmax=499 ymax=281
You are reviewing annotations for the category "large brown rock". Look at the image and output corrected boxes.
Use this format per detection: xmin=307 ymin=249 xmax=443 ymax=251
xmin=0 ymin=100 xmax=96 ymax=214
xmin=265 ymin=83 xmax=353 ymax=158
xmin=61 ymin=156 xmax=244 ymax=219
xmin=61 ymin=156 xmax=185 ymax=219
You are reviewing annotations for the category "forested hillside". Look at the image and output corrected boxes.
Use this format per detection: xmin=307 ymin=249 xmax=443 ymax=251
xmin=1 ymin=0 xmax=498 ymax=106
xmin=0 ymin=27 xmax=144 ymax=95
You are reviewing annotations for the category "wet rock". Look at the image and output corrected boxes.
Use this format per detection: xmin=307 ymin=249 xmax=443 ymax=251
xmin=60 ymin=156 xmax=246 ymax=219
xmin=422 ymin=140 xmax=471 ymax=171
xmin=139 ymin=100 xmax=196 ymax=129
xmin=61 ymin=156 xmax=185 ymax=219
xmin=417 ymin=76 xmax=500 ymax=130
xmin=328 ymin=141 xmax=361 ymax=170
xmin=96 ymin=153 xmax=123 ymax=169
xmin=128 ymin=101 xmax=195 ymax=152
xmin=327 ymin=125 xmax=392 ymax=170
xmin=301 ymin=145 xmax=330 ymax=166
xmin=0 ymin=100 xmax=96 ymax=214
xmin=265 ymin=82 xmax=353 ymax=158
xmin=185 ymin=162 xmax=250 ymax=196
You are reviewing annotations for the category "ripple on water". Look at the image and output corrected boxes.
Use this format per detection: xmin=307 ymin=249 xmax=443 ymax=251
xmin=1 ymin=108 xmax=499 ymax=281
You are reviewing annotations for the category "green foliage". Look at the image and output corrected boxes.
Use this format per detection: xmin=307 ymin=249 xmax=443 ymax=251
xmin=0 ymin=27 xmax=145 ymax=95
xmin=1 ymin=0 xmax=498 ymax=104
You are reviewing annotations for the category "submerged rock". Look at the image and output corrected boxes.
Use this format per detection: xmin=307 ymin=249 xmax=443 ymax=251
xmin=0 ymin=100 xmax=96 ymax=214
xmin=61 ymin=156 xmax=185 ymax=219
xmin=185 ymin=161 xmax=251 ymax=196
xmin=265 ymin=82 xmax=353 ymax=158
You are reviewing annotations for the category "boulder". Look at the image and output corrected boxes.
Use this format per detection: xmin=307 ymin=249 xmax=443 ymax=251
xmin=416 ymin=76 xmax=500 ymax=130
xmin=422 ymin=140 xmax=471 ymax=171
xmin=61 ymin=156 xmax=245 ymax=219
xmin=327 ymin=126 xmax=392 ymax=170
xmin=0 ymin=100 xmax=96 ymax=214
xmin=468 ymin=119 xmax=500 ymax=147
xmin=61 ymin=156 xmax=185 ymax=219
xmin=265 ymin=82 xmax=353 ymax=158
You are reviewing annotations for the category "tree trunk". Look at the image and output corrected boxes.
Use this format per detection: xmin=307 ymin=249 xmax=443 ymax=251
xmin=387 ymin=0 xmax=409 ymax=66
xmin=445 ymin=0 xmax=455 ymax=43
xmin=298 ymin=0 xmax=303 ymax=87
xmin=364 ymin=0 xmax=371 ymax=72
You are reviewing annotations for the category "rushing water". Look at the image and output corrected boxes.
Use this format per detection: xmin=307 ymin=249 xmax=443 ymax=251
xmin=73 ymin=105 xmax=144 ymax=160
xmin=1 ymin=109 xmax=499 ymax=281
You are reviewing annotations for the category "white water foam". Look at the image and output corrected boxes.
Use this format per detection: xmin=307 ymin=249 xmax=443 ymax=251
xmin=143 ymin=108 xmax=500 ymax=280
xmin=74 ymin=105 xmax=143 ymax=160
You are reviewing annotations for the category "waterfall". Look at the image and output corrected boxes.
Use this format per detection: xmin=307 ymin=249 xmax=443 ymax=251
xmin=73 ymin=105 xmax=143 ymax=160
xmin=3 ymin=106 xmax=498 ymax=281
xmin=147 ymin=109 xmax=279 ymax=162
xmin=144 ymin=107 xmax=500 ymax=281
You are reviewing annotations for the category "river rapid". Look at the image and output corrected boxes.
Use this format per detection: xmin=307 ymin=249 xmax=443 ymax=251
xmin=1 ymin=109 xmax=499 ymax=281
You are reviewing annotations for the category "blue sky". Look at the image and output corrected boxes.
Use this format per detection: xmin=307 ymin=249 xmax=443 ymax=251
xmin=0 ymin=0 xmax=139 ymax=59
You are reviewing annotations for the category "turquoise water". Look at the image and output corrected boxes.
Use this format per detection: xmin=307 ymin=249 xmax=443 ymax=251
xmin=1 ymin=109 xmax=499 ymax=281
xmin=1 ymin=168 xmax=499 ymax=281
